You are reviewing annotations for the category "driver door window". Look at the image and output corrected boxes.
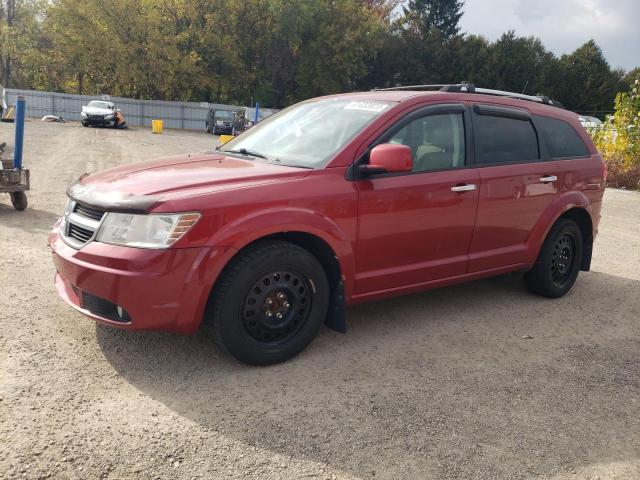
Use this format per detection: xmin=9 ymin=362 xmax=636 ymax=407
xmin=389 ymin=113 xmax=465 ymax=172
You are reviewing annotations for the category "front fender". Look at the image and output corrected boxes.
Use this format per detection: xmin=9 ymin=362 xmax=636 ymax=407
xmin=526 ymin=190 xmax=593 ymax=264
xmin=204 ymin=207 xmax=356 ymax=300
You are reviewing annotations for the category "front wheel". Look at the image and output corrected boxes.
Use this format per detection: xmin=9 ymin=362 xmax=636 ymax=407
xmin=525 ymin=218 xmax=583 ymax=298
xmin=207 ymin=240 xmax=329 ymax=365
xmin=10 ymin=191 xmax=28 ymax=211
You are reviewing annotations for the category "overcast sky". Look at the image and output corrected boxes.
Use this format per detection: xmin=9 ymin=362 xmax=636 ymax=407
xmin=458 ymin=0 xmax=639 ymax=71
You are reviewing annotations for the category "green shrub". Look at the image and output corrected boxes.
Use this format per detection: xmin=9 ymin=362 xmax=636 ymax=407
xmin=591 ymin=79 xmax=640 ymax=189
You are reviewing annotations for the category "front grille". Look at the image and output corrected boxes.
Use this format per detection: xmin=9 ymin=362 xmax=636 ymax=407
xmin=89 ymin=115 xmax=104 ymax=121
xmin=74 ymin=203 xmax=105 ymax=221
xmin=68 ymin=223 xmax=94 ymax=243
xmin=61 ymin=200 xmax=105 ymax=248
xmin=82 ymin=291 xmax=131 ymax=322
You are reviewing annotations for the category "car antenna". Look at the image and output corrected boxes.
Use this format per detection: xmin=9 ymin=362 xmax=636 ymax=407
xmin=521 ymin=80 xmax=529 ymax=95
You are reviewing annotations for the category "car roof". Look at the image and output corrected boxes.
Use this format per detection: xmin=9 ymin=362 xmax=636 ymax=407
xmin=320 ymin=90 xmax=579 ymax=123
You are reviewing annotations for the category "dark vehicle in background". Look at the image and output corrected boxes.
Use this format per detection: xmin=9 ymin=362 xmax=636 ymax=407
xmin=233 ymin=106 xmax=277 ymax=134
xmin=206 ymin=108 xmax=236 ymax=135
xmin=81 ymin=100 xmax=126 ymax=128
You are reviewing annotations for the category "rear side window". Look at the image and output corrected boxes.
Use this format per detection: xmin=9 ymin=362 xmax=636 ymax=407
xmin=535 ymin=115 xmax=590 ymax=159
xmin=474 ymin=115 xmax=539 ymax=165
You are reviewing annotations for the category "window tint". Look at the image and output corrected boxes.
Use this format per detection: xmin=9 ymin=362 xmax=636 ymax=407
xmin=535 ymin=115 xmax=590 ymax=158
xmin=474 ymin=114 xmax=539 ymax=165
xmin=388 ymin=113 xmax=465 ymax=172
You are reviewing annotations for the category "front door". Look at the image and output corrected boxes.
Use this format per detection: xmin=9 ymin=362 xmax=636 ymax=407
xmin=354 ymin=104 xmax=480 ymax=294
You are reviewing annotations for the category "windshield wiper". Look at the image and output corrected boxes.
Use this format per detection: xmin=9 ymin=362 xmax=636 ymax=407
xmin=225 ymin=148 xmax=279 ymax=162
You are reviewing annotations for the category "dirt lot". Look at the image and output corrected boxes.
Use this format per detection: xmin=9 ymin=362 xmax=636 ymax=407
xmin=1 ymin=120 xmax=639 ymax=480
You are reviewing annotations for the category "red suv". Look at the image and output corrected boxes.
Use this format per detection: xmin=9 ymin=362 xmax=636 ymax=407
xmin=49 ymin=84 xmax=605 ymax=365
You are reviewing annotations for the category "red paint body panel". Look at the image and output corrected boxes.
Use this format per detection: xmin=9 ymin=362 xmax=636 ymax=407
xmin=49 ymin=90 xmax=605 ymax=333
xmin=354 ymin=168 xmax=480 ymax=293
xmin=49 ymin=219 xmax=234 ymax=334
xmin=468 ymin=161 xmax=560 ymax=272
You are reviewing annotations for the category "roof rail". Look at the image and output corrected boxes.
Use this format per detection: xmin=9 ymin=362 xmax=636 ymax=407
xmin=373 ymin=82 xmax=564 ymax=108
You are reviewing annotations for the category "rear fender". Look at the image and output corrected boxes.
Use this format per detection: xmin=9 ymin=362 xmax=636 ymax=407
xmin=526 ymin=191 xmax=593 ymax=265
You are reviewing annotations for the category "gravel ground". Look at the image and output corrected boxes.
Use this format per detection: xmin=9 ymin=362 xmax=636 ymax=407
xmin=1 ymin=120 xmax=639 ymax=480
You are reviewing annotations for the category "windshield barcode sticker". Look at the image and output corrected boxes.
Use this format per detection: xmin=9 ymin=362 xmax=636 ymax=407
xmin=344 ymin=102 xmax=389 ymax=113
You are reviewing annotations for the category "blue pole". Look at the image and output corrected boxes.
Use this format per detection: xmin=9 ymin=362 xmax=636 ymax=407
xmin=14 ymin=96 xmax=25 ymax=170
xmin=254 ymin=102 xmax=259 ymax=125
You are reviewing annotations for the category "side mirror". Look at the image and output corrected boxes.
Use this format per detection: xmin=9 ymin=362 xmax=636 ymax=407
xmin=359 ymin=143 xmax=413 ymax=176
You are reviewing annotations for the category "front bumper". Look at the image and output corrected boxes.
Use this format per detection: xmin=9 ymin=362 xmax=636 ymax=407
xmin=49 ymin=221 xmax=232 ymax=334
xmin=83 ymin=117 xmax=115 ymax=127
xmin=214 ymin=124 xmax=233 ymax=134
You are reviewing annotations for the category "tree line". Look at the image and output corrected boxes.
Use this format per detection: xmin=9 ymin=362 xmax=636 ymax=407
xmin=1 ymin=0 xmax=638 ymax=115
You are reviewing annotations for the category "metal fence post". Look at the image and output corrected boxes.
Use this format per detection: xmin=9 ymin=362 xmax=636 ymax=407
xmin=14 ymin=97 xmax=26 ymax=169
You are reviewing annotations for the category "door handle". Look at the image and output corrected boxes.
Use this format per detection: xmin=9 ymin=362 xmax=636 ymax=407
xmin=539 ymin=175 xmax=558 ymax=183
xmin=451 ymin=184 xmax=477 ymax=192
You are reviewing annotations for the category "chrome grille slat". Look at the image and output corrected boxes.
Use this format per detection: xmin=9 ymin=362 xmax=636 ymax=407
xmin=74 ymin=203 xmax=104 ymax=221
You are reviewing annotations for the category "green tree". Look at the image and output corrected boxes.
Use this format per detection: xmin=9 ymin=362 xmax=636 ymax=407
xmin=0 ymin=0 xmax=43 ymax=87
xmin=556 ymin=40 xmax=621 ymax=114
xmin=402 ymin=0 xmax=464 ymax=40
xmin=486 ymin=31 xmax=557 ymax=96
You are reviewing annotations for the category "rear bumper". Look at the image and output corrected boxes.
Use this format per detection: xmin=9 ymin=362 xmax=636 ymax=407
xmin=49 ymin=222 xmax=232 ymax=334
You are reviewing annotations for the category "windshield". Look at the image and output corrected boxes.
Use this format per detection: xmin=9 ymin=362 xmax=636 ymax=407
xmin=221 ymin=98 xmax=395 ymax=168
xmin=215 ymin=110 xmax=234 ymax=119
xmin=88 ymin=101 xmax=112 ymax=109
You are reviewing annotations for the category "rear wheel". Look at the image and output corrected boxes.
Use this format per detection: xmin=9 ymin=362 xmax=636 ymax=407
xmin=207 ymin=240 xmax=329 ymax=365
xmin=525 ymin=218 xmax=583 ymax=298
xmin=10 ymin=191 xmax=28 ymax=211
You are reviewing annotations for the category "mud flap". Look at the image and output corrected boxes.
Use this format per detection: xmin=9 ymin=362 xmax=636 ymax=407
xmin=325 ymin=279 xmax=346 ymax=333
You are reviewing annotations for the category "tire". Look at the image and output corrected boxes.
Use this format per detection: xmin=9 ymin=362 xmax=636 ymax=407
xmin=10 ymin=191 xmax=28 ymax=211
xmin=213 ymin=127 xmax=218 ymax=136
xmin=525 ymin=218 xmax=583 ymax=298
xmin=82 ymin=121 xmax=88 ymax=127
xmin=207 ymin=240 xmax=330 ymax=365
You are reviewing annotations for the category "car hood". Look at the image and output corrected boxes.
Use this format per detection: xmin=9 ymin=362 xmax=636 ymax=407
xmin=82 ymin=106 xmax=113 ymax=116
xmin=67 ymin=153 xmax=311 ymax=211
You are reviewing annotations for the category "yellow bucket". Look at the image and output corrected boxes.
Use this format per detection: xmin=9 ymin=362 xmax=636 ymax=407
xmin=152 ymin=119 xmax=163 ymax=134
xmin=219 ymin=134 xmax=234 ymax=146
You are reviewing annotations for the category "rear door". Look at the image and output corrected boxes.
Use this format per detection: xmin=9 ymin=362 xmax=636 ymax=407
xmin=354 ymin=103 xmax=480 ymax=294
xmin=467 ymin=104 xmax=559 ymax=272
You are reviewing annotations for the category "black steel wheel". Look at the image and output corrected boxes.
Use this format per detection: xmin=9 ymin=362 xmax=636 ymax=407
xmin=525 ymin=218 xmax=583 ymax=298
xmin=242 ymin=271 xmax=312 ymax=345
xmin=207 ymin=240 xmax=329 ymax=365
xmin=550 ymin=233 xmax=576 ymax=287
xmin=10 ymin=191 xmax=28 ymax=211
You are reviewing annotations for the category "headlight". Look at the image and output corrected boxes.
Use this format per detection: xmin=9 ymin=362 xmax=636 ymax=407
xmin=96 ymin=212 xmax=201 ymax=249
xmin=105 ymin=114 xmax=114 ymax=120
xmin=81 ymin=112 xmax=87 ymax=118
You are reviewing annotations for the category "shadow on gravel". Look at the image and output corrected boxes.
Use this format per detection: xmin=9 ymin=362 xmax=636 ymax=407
xmin=96 ymin=271 xmax=640 ymax=479
xmin=0 ymin=203 xmax=59 ymax=234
